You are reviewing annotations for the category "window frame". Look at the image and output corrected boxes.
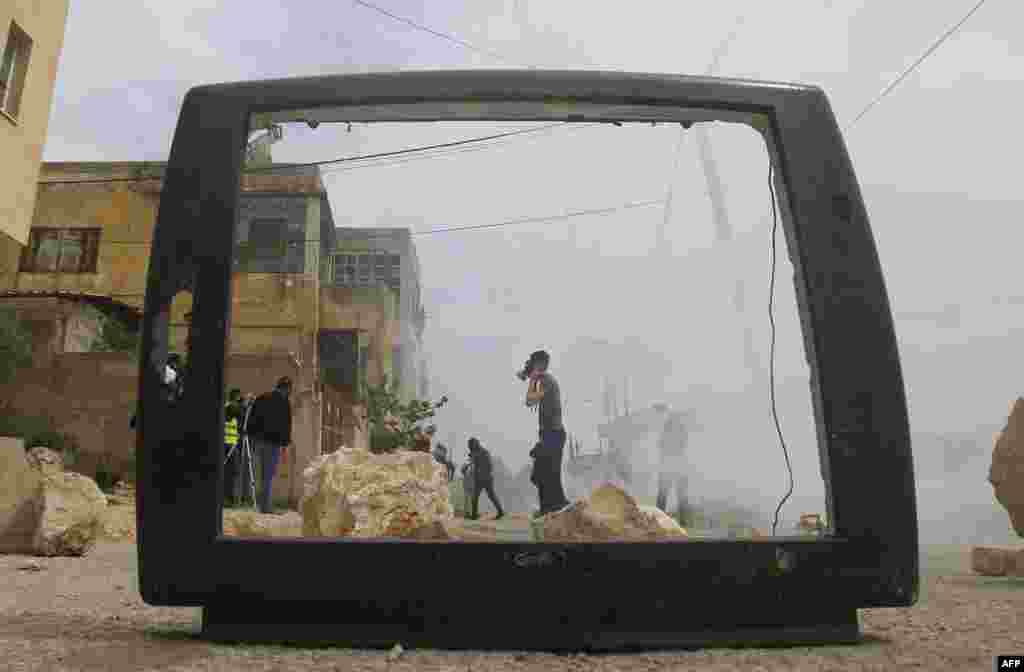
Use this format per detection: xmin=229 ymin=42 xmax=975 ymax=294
xmin=19 ymin=227 xmax=101 ymax=274
xmin=0 ymin=21 xmax=33 ymax=121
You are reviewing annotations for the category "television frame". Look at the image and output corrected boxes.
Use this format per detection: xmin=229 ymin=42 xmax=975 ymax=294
xmin=135 ymin=69 xmax=918 ymax=651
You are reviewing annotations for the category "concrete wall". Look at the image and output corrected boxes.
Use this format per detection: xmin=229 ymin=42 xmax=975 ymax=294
xmin=330 ymin=228 xmax=425 ymax=400
xmin=0 ymin=0 xmax=70 ymax=247
xmin=0 ymin=349 xmax=320 ymax=509
xmin=4 ymin=183 xmax=160 ymax=306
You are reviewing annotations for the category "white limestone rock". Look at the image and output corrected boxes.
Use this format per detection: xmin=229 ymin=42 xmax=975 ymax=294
xmin=989 ymin=398 xmax=1024 ymax=537
xmin=300 ymin=445 xmax=453 ymax=538
xmin=541 ymin=483 xmax=689 ymax=542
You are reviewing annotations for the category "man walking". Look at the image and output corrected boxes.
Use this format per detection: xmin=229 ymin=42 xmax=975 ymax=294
xmin=525 ymin=350 xmax=571 ymax=515
xmin=468 ymin=437 xmax=504 ymax=520
xmin=245 ymin=377 xmax=292 ymax=514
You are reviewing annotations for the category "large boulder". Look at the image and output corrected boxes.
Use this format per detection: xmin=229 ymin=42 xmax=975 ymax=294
xmin=540 ymin=483 xmax=689 ymax=542
xmin=300 ymin=446 xmax=453 ymax=539
xmin=971 ymin=546 xmax=1024 ymax=577
xmin=989 ymin=398 xmax=1024 ymax=537
xmin=0 ymin=437 xmax=43 ymax=554
xmin=223 ymin=510 xmax=304 ymax=538
xmin=32 ymin=453 xmax=108 ymax=557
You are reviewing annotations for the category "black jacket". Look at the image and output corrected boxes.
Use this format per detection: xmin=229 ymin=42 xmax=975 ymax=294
xmin=470 ymin=446 xmax=494 ymax=483
xmin=245 ymin=390 xmax=292 ymax=446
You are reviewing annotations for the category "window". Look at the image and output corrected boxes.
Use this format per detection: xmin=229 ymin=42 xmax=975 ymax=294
xmin=1 ymin=22 xmax=32 ymax=120
xmin=236 ymin=218 xmax=303 ymax=272
xmin=357 ymin=255 xmax=371 ymax=285
xmin=20 ymin=228 xmax=101 ymax=273
xmin=332 ymin=254 xmax=358 ymax=286
xmin=247 ymin=218 xmax=286 ymax=258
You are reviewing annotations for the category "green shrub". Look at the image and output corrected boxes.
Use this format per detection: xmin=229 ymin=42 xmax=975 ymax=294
xmin=0 ymin=306 xmax=32 ymax=386
xmin=95 ymin=451 xmax=116 ymax=493
xmin=0 ymin=414 xmax=79 ymax=468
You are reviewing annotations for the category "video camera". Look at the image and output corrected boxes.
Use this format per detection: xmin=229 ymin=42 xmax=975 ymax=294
xmin=516 ymin=359 xmax=534 ymax=382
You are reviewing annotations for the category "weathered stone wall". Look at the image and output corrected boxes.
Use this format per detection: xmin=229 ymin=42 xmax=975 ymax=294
xmin=0 ymin=351 xmax=320 ymax=508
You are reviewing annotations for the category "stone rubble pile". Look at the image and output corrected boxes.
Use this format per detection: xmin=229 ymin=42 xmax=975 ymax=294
xmin=972 ymin=398 xmax=1023 ymax=577
xmin=538 ymin=482 xmax=689 ymax=542
xmin=300 ymin=445 xmax=453 ymax=540
xmin=0 ymin=442 xmax=107 ymax=557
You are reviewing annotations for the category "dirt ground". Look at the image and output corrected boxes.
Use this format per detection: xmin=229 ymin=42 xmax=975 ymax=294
xmin=3 ymin=508 xmax=1023 ymax=671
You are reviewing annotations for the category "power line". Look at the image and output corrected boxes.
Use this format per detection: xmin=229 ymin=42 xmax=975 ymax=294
xmin=352 ymin=0 xmax=528 ymax=67
xmin=37 ymin=124 xmax=564 ymax=185
xmin=321 ymin=121 xmax=589 ymax=174
xmin=847 ymin=0 xmax=990 ymax=129
xmin=89 ymin=198 xmax=666 ymax=246
xmin=412 ymin=199 xmax=666 ymax=236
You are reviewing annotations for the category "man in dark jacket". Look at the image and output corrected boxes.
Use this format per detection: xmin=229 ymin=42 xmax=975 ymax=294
xmin=245 ymin=377 xmax=292 ymax=514
xmin=468 ymin=437 xmax=504 ymax=521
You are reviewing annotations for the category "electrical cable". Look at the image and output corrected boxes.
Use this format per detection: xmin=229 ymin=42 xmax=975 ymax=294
xmin=847 ymin=0 xmax=990 ymax=129
xmin=91 ymin=197 xmax=666 ymax=246
xmin=351 ymin=0 xmax=529 ymax=67
xmin=37 ymin=124 xmax=564 ymax=185
xmin=767 ymin=160 xmax=794 ymax=536
xmin=412 ymin=199 xmax=665 ymax=236
xmin=320 ymin=121 xmax=587 ymax=174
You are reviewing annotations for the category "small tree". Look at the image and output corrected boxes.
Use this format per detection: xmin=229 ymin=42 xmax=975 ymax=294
xmin=88 ymin=307 xmax=140 ymax=356
xmin=0 ymin=305 xmax=32 ymax=386
xmin=362 ymin=375 xmax=448 ymax=453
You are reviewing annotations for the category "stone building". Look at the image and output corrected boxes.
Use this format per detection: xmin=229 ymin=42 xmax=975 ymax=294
xmin=328 ymin=227 xmax=428 ymax=401
xmin=0 ymin=162 xmax=405 ymax=508
xmin=0 ymin=1 xmax=70 ymax=266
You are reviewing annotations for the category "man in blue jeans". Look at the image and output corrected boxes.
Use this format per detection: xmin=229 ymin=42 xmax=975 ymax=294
xmin=525 ymin=350 xmax=571 ymax=515
xmin=244 ymin=377 xmax=292 ymax=514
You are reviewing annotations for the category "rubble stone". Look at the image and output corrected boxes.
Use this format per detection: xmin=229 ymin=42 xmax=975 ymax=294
xmin=33 ymin=471 xmax=107 ymax=557
xmin=990 ymin=398 xmax=1024 ymax=538
xmin=25 ymin=446 xmax=64 ymax=476
xmin=223 ymin=510 xmax=304 ymax=538
xmin=300 ymin=445 xmax=453 ymax=538
xmin=0 ymin=437 xmax=43 ymax=554
xmin=971 ymin=545 xmax=1024 ymax=577
xmin=542 ymin=483 xmax=689 ymax=542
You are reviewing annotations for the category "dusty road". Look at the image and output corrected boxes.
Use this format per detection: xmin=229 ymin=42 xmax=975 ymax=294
xmin=1 ymin=541 xmax=1022 ymax=671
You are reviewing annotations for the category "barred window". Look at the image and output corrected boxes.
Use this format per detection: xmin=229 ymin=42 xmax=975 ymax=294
xmin=20 ymin=228 xmax=101 ymax=273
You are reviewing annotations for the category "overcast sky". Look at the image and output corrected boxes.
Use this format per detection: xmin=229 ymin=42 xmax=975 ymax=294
xmin=42 ymin=0 xmax=1024 ymax=534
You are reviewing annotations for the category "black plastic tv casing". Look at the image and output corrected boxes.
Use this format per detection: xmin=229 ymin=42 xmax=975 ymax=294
xmin=135 ymin=70 xmax=918 ymax=651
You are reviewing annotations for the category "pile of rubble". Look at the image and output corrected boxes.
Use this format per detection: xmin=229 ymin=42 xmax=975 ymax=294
xmin=0 ymin=443 xmax=108 ymax=556
xmin=299 ymin=445 xmax=454 ymax=540
xmin=536 ymin=483 xmax=689 ymax=542
xmin=972 ymin=397 xmax=1024 ymax=577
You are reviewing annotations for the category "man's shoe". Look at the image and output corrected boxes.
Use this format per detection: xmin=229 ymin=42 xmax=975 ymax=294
xmin=495 ymin=512 xmax=505 ymax=520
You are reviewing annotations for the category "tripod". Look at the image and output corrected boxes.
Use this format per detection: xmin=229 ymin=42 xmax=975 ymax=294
xmin=224 ymin=402 xmax=257 ymax=509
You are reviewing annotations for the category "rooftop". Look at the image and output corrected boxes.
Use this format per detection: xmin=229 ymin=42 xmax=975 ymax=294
xmin=39 ymin=162 xmax=327 ymax=195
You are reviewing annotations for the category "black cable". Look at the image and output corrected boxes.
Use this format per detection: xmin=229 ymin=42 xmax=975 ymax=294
xmin=767 ymin=160 xmax=794 ymax=537
xmin=412 ymin=199 xmax=664 ymax=236
xmin=37 ymin=124 xmax=564 ymax=185
xmin=847 ymin=0 xmax=990 ymax=129
xmin=90 ymin=197 xmax=665 ymax=246
xmin=351 ymin=0 xmax=524 ymax=66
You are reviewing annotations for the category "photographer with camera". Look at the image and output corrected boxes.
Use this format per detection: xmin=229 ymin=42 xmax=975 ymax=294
xmin=520 ymin=350 xmax=571 ymax=515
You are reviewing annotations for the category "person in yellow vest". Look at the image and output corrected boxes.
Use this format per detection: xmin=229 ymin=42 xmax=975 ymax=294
xmin=223 ymin=388 xmax=243 ymax=507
